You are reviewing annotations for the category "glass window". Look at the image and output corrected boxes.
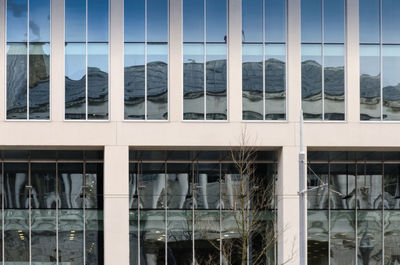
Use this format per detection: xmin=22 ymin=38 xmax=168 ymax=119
xmin=359 ymin=0 xmax=380 ymax=44
xmin=242 ymin=0 xmax=286 ymax=121
xmin=6 ymin=0 xmax=50 ymax=120
xmin=129 ymin=151 xmax=277 ymax=265
xmin=184 ymin=0 xmax=228 ymax=120
xmin=301 ymin=0 xmax=345 ymax=121
xmin=65 ymin=0 xmax=109 ymax=120
xmin=382 ymin=0 xmax=400 ymax=44
xmin=124 ymin=0 xmax=169 ymax=120
xmin=383 ymin=45 xmax=400 ymax=120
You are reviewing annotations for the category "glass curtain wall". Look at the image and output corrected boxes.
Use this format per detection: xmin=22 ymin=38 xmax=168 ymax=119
xmin=0 ymin=150 xmax=104 ymax=265
xmin=124 ymin=0 xmax=169 ymax=120
xmin=65 ymin=0 xmax=109 ymax=120
xmin=360 ymin=0 xmax=400 ymax=121
xmin=242 ymin=0 xmax=286 ymax=120
xmin=183 ymin=0 xmax=228 ymax=120
xmin=307 ymin=151 xmax=400 ymax=265
xmin=129 ymin=150 xmax=277 ymax=265
xmin=6 ymin=0 xmax=50 ymax=120
xmin=301 ymin=0 xmax=345 ymax=120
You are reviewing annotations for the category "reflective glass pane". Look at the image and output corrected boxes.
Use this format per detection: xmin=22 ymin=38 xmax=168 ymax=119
xmin=147 ymin=0 xmax=168 ymax=42
xmin=124 ymin=0 xmax=145 ymax=42
xmin=139 ymin=163 xmax=166 ymax=209
xmin=194 ymin=210 xmax=220 ymax=265
xmin=384 ymin=211 xmax=400 ymax=265
xmin=88 ymin=0 xmax=109 ymax=42
xmin=58 ymin=163 xmax=84 ymax=265
xmin=183 ymin=0 xmax=204 ymax=43
xmin=29 ymin=0 xmax=50 ymax=42
xmin=302 ymin=44 xmax=322 ymax=120
xmin=31 ymin=163 xmax=57 ymax=264
xmin=129 ymin=211 xmax=139 ymax=265
xmin=307 ymin=164 xmax=329 ymax=210
xmin=7 ymin=43 xmax=27 ymax=119
xmin=242 ymin=0 xmax=263 ymax=42
xmin=265 ymin=0 xmax=286 ymax=43
xmin=249 ymin=211 xmax=275 ymax=265
xmin=360 ymin=45 xmax=381 ymax=120
xmin=382 ymin=0 xmax=400 ymax=44
xmin=357 ymin=211 xmax=382 ymax=265
xmin=383 ymin=164 xmax=400 ymax=209
xmin=194 ymin=163 xmax=220 ymax=209
xmin=383 ymin=45 xmax=400 ymax=120
xmin=29 ymin=43 xmax=50 ymax=119
xmin=7 ymin=0 xmax=28 ymax=42
xmin=65 ymin=0 xmax=86 ymax=42
xmin=324 ymin=44 xmax=344 ymax=120
xmin=206 ymin=44 xmax=227 ymax=120
xmin=147 ymin=44 xmax=168 ymax=120
xmin=206 ymin=0 xmax=227 ymax=43
xmin=86 ymin=163 xmax=103 ymax=209
xmin=221 ymin=210 xmax=242 ymax=265
xmin=4 ymin=163 xmax=29 ymax=263
xmin=166 ymin=164 xmax=191 ymax=210
xmin=329 ymin=164 xmax=356 ymax=210
xmin=330 ymin=211 xmax=355 ymax=265
xmin=265 ymin=44 xmax=286 ymax=120
xmin=88 ymin=43 xmax=109 ymax=120
xmin=140 ymin=210 xmax=166 ymax=265
xmin=323 ymin=0 xmax=344 ymax=43
xmin=359 ymin=0 xmax=380 ymax=44
xmin=125 ymin=43 xmax=145 ymax=120
xmin=242 ymin=44 xmax=263 ymax=120
xmin=65 ymin=43 xmax=86 ymax=120
xmin=301 ymin=0 xmax=322 ymax=43
xmin=307 ymin=210 xmax=329 ymax=265
xmin=86 ymin=210 xmax=104 ymax=265
xmin=167 ymin=210 xmax=193 ymax=265
xmin=184 ymin=44 xmax=205 ymax=120
xmin=357 ymin=164 xmax=383 ymax=209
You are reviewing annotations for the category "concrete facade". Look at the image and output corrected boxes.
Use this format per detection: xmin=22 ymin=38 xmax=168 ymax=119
xmin=1 ymin=0 xmax=397 ymax=264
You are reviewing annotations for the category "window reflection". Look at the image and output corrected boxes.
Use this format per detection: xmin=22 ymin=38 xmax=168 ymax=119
xmin=360 ymin=45 xmax=381 ymax=120
xmin=307 ymin=210 xmax=328 ymax=265
xmin=383 ymin=46 xmax=400 ymax=120
xmin=183 ymin=0 xmax=227 ymax=120
xmin=302 ymin=44 xmax=322 ymax=120
xmin=330 ymin=211 xmax=355 ymax=265
xmin=359 ymin=0 xmax=380 ymax=44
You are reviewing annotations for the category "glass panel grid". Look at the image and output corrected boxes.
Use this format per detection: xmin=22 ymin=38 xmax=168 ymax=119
xmin=65 ymin=0 xmax=109 ymax=120
xmin=6 ymin=0 xmax=50 ymax=120
xmin=124 ymin=0 xmax=169 ymax=121
xmin=242 ymin=0 xmax=286 ymax=121
xmin=301 ymin=0 xmax=345 ymax=121
xmin=183 ymin=0 xmax=228 ymax=121
xmin=307 ymin=151 xmax=400 ymax=265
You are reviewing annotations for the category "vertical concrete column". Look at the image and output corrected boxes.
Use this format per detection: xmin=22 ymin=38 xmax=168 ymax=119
xmin=277 ymin=146 xmax=301 ymax=265
xmin=346 ymin=0 xmax=360 ymax=123
xmin=0 ymin=0 xmax=6 ymax=120
xmin=287 ymin=0 xmax=301 ymax=123
xmin=51 ymin=0 xmax=65 ymax=121
xmin=110 ymin=0 xmax=124 ymax=122
xmin=169 ymin=0 xmax=183 ymax=122
xmin=228 ymin=0 xmax=242 ymax=122
xmin=104 ymin=145 xmax=129 ymax=265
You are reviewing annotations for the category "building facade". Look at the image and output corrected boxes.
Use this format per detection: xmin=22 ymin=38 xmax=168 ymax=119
xmin=0 ymin=0 xmax=399 ymax=264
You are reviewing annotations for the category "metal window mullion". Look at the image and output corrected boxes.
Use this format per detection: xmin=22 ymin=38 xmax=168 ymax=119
xmin=381 ymin=162 xmax=385 ymax=265
xmin=85 ymin=0 xmax=89 ymax=120
xmin=2 ymin=162 xmax=4 ymax=264
xmin=203 ymin=0 xmax=207 ymax=120
xmin=83 ymin=160 xmax=86 ymax=265
xmin=28 ymin=161 xmax=32 ymax=265
xmin=355 ymin=163 xmax=358 ymax=264
xmin=192 ymin=162 xmax=195 ymax=265
xmin=321 ymin=0 xmax=325 ymax=121
xmin=328 ymin=162 xmax=331 ymax=265
xmin=219 ymin=162 xmax=222 ymax=265
xmin=56 ymin=161 xmax=59 ymax=265
xmin=137 ymin=162 xmax=142 ymax=265
xmin=380 ymin=0 xmax=383 ymax=121
xmin=165 ymin=163 xmax=168 ymax=265
xmin=145 ymin=0 xmax=148 ymax=120
xmin=262 ymin=0 xmax=266 ymax=121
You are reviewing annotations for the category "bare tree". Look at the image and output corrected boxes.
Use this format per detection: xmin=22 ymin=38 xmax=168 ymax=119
xmin=196 ymin=129 xmax=293 ymax=265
